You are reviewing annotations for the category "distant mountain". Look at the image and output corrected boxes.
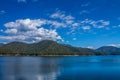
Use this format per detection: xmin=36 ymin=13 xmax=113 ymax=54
xmin=0 ymin=40 xmax=103 ymax=56
xmin=0 ymin=43 xmax=4 ymax=46
xmin=97 ymin=46 xmax=120 ymax=55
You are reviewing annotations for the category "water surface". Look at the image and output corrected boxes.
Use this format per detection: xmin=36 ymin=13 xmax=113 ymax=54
xmin=0 ymin=56 xmax=120 ymax=80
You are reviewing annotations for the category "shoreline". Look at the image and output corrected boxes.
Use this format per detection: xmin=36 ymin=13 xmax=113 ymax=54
xmin=0 ymin=54 xmax=81 ymax=57
xmin=0 ymin=54 xmax=111 ymax=57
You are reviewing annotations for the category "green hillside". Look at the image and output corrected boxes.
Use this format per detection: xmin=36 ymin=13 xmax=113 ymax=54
xmin=0 ymin=40 xmax=105 ymax=56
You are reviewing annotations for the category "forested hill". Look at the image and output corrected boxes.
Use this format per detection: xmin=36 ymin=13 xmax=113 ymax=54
xmin=1 ymin=40 xmax=120 ymax=56
xmin=97 ymin=46 xmax=120 ymax=55
xmin=0 ymin=40 xmax=103 ymax=56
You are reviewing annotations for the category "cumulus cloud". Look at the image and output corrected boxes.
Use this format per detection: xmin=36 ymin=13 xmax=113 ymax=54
xmin=5 ymin=29 xmax=18 ymax=34
xmin=1 ymin=19 xmax=63 ymax=43
xmin=0 ymin=10 xmax=111 ymax=43
xmin=4 ymin=19 xmax=47 ymax=31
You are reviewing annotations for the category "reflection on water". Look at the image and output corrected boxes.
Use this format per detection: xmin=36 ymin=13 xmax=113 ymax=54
xmin=0 ymin=57 xmax=60 ymax=80
xmin=0 ymin=56 xmax=120 ymax=80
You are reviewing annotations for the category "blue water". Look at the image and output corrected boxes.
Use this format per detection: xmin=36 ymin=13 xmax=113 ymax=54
xmin=0 ymin=56 xmax=120 ymax=80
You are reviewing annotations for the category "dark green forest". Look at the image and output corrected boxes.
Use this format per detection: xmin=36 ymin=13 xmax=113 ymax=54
xmin=0 ymin=40 xmax=119 ymax=56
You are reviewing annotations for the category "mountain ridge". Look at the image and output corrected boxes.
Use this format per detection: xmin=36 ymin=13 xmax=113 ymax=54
xmin=0 ymin=40 xmax=119 ymax=56
xmin=97 ymin=46 xmax=120 ymax=55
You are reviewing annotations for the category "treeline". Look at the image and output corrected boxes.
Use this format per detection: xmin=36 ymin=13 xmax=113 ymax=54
xmin=0 ymin=40 xmax=107 ymax=56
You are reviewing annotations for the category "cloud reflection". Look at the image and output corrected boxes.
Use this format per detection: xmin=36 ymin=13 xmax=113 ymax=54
xmin=0 ymin=57 xmax=60 ymax=80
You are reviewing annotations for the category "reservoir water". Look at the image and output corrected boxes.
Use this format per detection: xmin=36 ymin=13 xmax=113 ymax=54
xmin=0 ymin=56 xmax=120 ymax=80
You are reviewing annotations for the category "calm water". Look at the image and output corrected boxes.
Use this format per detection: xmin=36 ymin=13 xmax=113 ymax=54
xmin=0 ymin=56 xmax=120 ymax=80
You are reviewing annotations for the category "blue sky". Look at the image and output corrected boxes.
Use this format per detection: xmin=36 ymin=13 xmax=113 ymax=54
xmin=0 ymin=0 xmax=120 ymax=48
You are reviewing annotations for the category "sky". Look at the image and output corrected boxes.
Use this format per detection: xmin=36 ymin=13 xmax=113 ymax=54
xmin=0 ymin=0 xmax=120 ymax=48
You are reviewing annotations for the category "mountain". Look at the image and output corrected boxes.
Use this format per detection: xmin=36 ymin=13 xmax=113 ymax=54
xmin=0 ymin=43 xmax=4 ymax=46
xmin=1 ymin=40 xmax=120 ymax=56
xmin=0 ymin=40 xmax=103 ymax=56
xmin=63 ymin=44 xmax=103 ymax=55
xmin=1 ymin=42 xmax=29 ymax=54
xmin=97 ymin=46 xmax=120 ymax=55
xmin=27 ymin=40 xmax=79 ymax=55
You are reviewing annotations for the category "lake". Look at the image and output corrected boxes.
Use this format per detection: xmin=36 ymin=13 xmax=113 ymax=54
xmin=0 ymin=56 xmax=120 ymax=80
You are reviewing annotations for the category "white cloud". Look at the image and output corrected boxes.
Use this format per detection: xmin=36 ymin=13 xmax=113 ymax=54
xmin=50 ymin=10 xmax=74 ymax=21
xmin=82 ymin=26 xmax=91 ymax=30
xmin=0 ymin=35 xmax=26 ymax=41
xmin=94 ymin=20 xmax=110 ymax=28
xmin=49 ymin=10 xmax=77 ymax=28
xmin=69 ymin=19 xmax=110 ymax=34
xmin=64 ymin=15 xmax=75 ymax=20
xmin=5 ymin=18 xmax=67 ymax=29
xmin=1 ymin=19 xmax=63 ymax=43
xmin=108 ymin=44 xmax=120 ymax=47
xmin=72 ymin=23 xmax=79 ymax=27
xmin=73 ymin=38 xmax=76 ymax=40
xmin=66 ymin=20 xmax=74 ymax=25
xmin=50 ymin=11 xmax=65 ymax=19
xmin=50 ymin=10 xmax=110 ymax=31
xmin=5 ymin=29 xmax=18 ymax=34
xmin=47 ymin=20 xmax=66 ymax=28
xmin=17 ymin=0 xmax=26 ymax=3
xmin=80 ymin=19 xmax=110 ymax=29
xmin=4 ymin=19 xmax=47 ymax=31
xmin=0 ymin=10 xmax=111 ymax=43
xmin=87 ymin=46 xmax=94 ymax=49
